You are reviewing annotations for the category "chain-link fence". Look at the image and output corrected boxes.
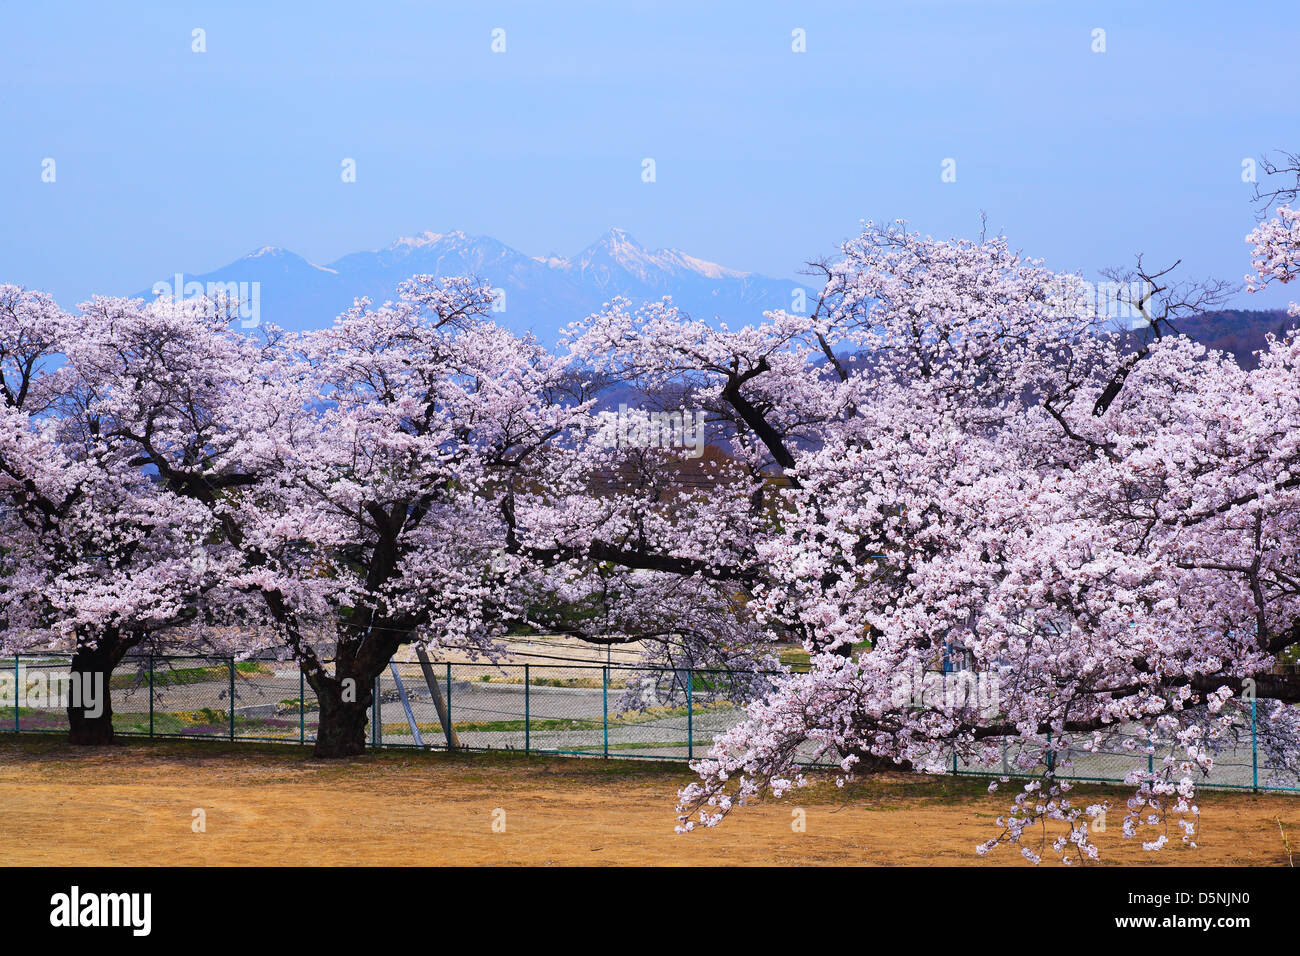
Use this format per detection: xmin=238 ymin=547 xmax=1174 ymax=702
xmin=2 ymin=653 xmax=1297 ymax=793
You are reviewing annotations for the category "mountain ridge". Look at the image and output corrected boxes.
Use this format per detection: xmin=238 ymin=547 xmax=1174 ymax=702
xmin=139 ymin=230 xmax=813 ymax=342
xmin=136 ymin=235 xmax=1299 ymax=369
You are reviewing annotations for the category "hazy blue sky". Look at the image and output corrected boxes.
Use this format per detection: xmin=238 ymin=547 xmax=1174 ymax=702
xmin=2 ymin=1 xmax=1297 ymax=310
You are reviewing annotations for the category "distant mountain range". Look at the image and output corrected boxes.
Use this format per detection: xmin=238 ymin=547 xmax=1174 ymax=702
xmin=135 ymin=231 xmax=1299 ymax=367
xmin=138 ymin=229 xmax=814 ymax=343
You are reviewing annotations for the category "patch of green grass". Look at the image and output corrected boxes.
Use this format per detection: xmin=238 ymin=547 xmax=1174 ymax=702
xmin=472 ymin=674 xmax=632 ymax=689
xmin=111 ymin=709 xmax=301 ymax=738
xmin=0 ymin=706 xmax=64 ymax=732
xmin=778 ymin=641 xmax=870 ymax=670
xmin=778 ymin=647 xmax=810 ymax=668
xmin=278 ymin=698 xmax=316 ymax=714
xmin=0 ymin=705 xmax=300 ymax=738
xmin=109 ymin=661 xmax=273 ymax=690
xmin=608 ymin=740 xmax=692 ymax=751
xmin=523 ymin=676 xmax=605 ymax=689
xmin=380 ymin=701 xmax=733 ymax=738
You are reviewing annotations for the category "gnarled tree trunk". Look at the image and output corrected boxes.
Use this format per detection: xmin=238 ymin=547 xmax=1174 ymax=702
xmin=310 ymin=668 xmax=373 ymax=758
xmin=67 ymin=639 xmax=129 ymax=746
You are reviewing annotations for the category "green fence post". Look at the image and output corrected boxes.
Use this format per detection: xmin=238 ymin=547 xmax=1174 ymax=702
xmin=299 ymin=668 xmax=305 ymax=746
xmin=148 ymin=656 xmax=154 ymax=738
xmin=1148 ymin=750 xmax=1154 ymax=777
xmin=13 ymin=656 xmax=19 ymax=732
xmin=228 ymin=658 xmax=236 ymax=740
xmin=1252 ymin=696 xmax=1259 ymax=793
xmin=445 ymin=663 xmax=451 ymax=736
xmin=952 ymin=747 xmax=958 ymax=775
xmin=524 ymin=663 xmax=530 ymax=755
xmin=372 ymin=675 xmax=381 ymax=748
xmin=686 ymin=668 xmax=693 ymax=761
xmin=602 ymin=665 xmax=609 ymax=758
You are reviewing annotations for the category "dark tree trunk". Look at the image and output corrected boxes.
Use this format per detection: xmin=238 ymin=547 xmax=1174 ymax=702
xmin=304 ymin=609 xmax=406 ymax=758
xmin=846 ymin=746 xmax=914 ymax=774
xmin=67 ymin=642 xmax=126 ymax=746
xmin=311 ymin=672 xmax=372 ymax=758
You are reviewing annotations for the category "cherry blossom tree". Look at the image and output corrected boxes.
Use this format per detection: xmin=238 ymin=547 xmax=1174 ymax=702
xmin=665 ymin=214 xmax=1300 ymax=862
xmin=0 ymin=288 xmax=264 ymax=742
xmin=61 ymin=277 xmax=582 ymax=755
xmin=270 ymin=278 xmax=588 ymax=754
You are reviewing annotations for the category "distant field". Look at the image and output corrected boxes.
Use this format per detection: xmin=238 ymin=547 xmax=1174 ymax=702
xmin=1 ymin=735 xmax=1296 ymax=866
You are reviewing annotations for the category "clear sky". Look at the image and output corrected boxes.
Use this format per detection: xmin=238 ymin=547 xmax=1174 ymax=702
xmin=2 ymin=0 xmax=1297 ymax=310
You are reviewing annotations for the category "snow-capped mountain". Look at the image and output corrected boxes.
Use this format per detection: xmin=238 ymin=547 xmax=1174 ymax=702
xmin=137 ymin=229 xmax=813 ymax=342
xmin=566 ymin=227 xmax=750 ymax=286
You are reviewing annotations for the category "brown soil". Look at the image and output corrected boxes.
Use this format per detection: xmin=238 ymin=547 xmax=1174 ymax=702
xmin=1 ymin=735 xmax=1295 ymax=866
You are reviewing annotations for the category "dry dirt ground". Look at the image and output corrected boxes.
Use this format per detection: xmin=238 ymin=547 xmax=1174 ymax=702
xmin=1 ymin=735 xmax=1296 ymax=866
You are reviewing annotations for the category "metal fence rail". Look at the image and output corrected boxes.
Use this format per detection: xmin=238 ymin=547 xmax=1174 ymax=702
xmin=3 ymin=653 xmax=1298 ymax=794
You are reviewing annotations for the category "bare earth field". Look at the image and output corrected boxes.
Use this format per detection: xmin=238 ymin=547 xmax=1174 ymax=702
xmin=0 ymin=735 xmax=1295 ymax=866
